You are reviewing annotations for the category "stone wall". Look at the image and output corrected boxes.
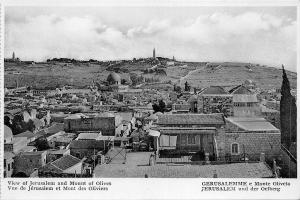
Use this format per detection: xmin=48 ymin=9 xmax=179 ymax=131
xmin=233 ymin=106 xmax=261 ymax=117
xmin=198 ymin=95 xmax=233 ymax=116
xmin=14 ymin=152 xmax=47 ymax=176
xmin=64 ymin=117 xmax=116 ymax=135
xmin=4 ymin=137 xmax=27 ymax=153
xmin=216 ymin=131 xmax=281 ymax=161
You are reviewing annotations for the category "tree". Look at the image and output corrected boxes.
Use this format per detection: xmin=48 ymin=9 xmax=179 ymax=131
xmin=280 ymin=65 xmax=297 ymax=148
xmin=158 ymin=100 xmax=166 ymax=112
xmin=11 ymin=115 xmax=25 ymax=135
xmin=184 ymin=81 xmax=191 ymax=91
xmin=35 ymin=137 xmax=50 ymax=151
xmin=130 ymin=73 xmax=138 ymax=85
xmin=25 ymin=119 xmax=36 ymax=132
xmin=152 ymin=99 xmax=167 ymax=113
xmin=4 ymin=116 xmax=11 ymax=128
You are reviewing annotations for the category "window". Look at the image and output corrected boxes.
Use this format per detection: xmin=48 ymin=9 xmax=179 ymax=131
xmin=188 ymin=135 xmax=196 ymax=144
xmin=4 ymin=159 xmax=6 ymax=168
xmin=8 ymin=163 xmax=10 ymax=171
xmin=231 ymin=143 xmax=239 ymax=155
xmin=181 ymin=135 xmax=187 ymax=145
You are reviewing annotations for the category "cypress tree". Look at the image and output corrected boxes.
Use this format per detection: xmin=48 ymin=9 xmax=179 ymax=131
xmin=280 ymin=65 xmax=297 ymax=148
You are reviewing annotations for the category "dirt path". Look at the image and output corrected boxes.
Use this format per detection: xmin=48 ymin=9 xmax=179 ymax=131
xmin=179 ymin=66 xmax=205 ymax=86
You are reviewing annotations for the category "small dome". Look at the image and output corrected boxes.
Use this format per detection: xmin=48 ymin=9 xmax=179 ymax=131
xmin=107 ymin=72 xmax=121 ymax=84
xmin=244 ymin=79 xmax=254 ymax=85
xmin=4 ymin=125 xmax=13 ymax=142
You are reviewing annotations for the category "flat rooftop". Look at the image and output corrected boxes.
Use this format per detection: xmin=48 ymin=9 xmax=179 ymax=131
xmin=226 ymin=117 xmax=280 ymax=132
xmin=94 ymin=152 xmax=273 ymax=178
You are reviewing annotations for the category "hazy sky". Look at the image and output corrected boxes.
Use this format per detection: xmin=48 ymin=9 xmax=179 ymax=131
xmin=5 ymin=6 xmax=297 ymax=71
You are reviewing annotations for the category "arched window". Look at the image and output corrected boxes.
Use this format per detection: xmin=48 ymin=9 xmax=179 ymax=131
xmin=231 ymin=143 xmax=239 ymax=155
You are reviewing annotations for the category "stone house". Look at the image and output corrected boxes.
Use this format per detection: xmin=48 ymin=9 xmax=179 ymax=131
xmin=47 ymin=149 xmax=70 ymax=163
xmin=215 ymin=117 xmax=281 ymax=162
xmin=228 ymin=85 xmax=260 ymax=117
xmin=189 ymin=86 xmax=233 ymax=117
xmin=13 ymin=151 xmax=47 ymax=177
xmin=69 ymin=140 xmax=105 ymax=159
xmin=64 ymin=112 xmax=122 ymax=136
xmin=172 ymin=103 xmax=190 ymax=114
xmin=157 ymin=113 xmax=225 ymax=158
xmin=4 ymin=137 xmax=28 ymax=154
xmin=15 ymin=131 xmax=39 ymax=144
xmin=39 ymin=155 xmax=86 ymax=177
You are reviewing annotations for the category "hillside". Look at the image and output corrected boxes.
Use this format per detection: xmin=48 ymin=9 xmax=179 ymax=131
xmin=4 ymin=59 xmax=297 ymax=90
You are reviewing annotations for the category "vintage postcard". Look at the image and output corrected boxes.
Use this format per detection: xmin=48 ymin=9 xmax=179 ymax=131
xmin=0 ymin=0 xmax=299 ymax=199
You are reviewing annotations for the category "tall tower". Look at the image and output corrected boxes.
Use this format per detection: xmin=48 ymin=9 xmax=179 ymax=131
xmin=153 ymin=48 xmax=156 ymax=59
xmin=12 ymin=52 xmax=15 ymax=61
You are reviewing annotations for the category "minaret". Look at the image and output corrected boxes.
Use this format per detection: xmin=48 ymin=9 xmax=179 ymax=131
xmin=153 ymin=48 xmax=156 ymax=59
xmin=12 ymin=52 xmax=15 ymax=61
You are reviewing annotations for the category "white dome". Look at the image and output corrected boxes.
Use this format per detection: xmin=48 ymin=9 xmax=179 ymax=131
xmin=4 ymin=125 xmax=13 ymax=143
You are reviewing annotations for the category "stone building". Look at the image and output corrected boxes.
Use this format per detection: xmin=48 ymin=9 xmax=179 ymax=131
xmin=107 ymin=72 xmax=121 ymax=85
xmin=228 ymin=85 xmax=260 ymax=117
xmin=4 ymin=135 xmax=27 ymax=154
xmin=189 ymin=86 xmax=233 ymax=116
xmin=64 ymin=112 xmax=123 ymax=136
xmin=69 ymin=140 xmax=105 ymax=159
xmin=215 ymin=117 xmax=281 ymax=162
xmin=39 ymin=155 xmax=85 ymax=177
xmin=4 ymin=152 xmax=15 ymax=177
xmin=13 ymin=151 xmax=47 ymax=177
xmin=172 ymin=103 xmax=190 ymax=114
xmin=157 ymin=113 xmax=225 ymax=158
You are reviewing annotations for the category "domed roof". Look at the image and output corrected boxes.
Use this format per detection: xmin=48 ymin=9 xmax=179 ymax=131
xmin=107 ymin=72 xmax=121 ymax=83
xmin=244 ymin=79 xmax=254 ymax=85
xmin=4 ymin=125 xmax=13 ymax=140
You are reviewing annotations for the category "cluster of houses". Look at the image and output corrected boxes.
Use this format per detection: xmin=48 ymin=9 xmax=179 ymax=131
xmin=3 ymin=70 xmax=296 ymax=178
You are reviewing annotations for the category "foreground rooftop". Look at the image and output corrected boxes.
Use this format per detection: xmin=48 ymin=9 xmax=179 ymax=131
xmin=94 ymin=152 xmax=273 ymax=178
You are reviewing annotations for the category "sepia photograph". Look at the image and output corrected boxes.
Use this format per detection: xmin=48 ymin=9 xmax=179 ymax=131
xmin=2 ymin=0 xmax=298 ymax=184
